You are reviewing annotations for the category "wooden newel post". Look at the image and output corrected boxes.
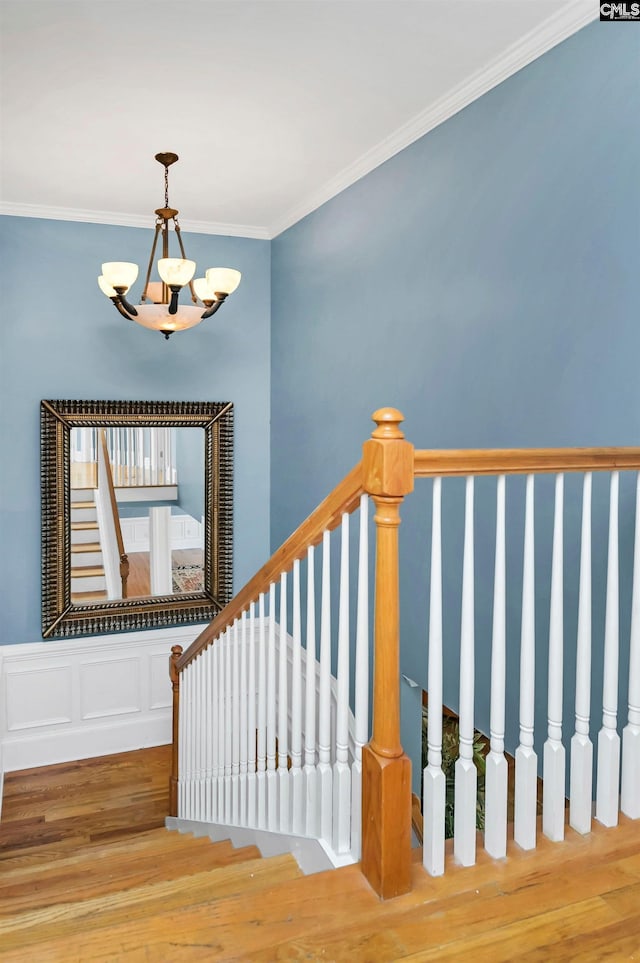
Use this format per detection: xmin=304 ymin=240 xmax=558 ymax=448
xmin=169 ymin=644 xmax=183 ymax=817
xmin=361 ymin=408 xmax=414 ymax=899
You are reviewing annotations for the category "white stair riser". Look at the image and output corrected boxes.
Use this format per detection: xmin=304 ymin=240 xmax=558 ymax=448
xmin=71 ymin=488 xmax=95 ymax=503
xmin=70 ymin=551 xmax=103 ymax=567
xmin=71 ymin=528 xmax=100 ymax=545
xmin=71 ymin=507 xmax=97 ymax=523
xmin=71 ymin=575 xmax=106 ymax=593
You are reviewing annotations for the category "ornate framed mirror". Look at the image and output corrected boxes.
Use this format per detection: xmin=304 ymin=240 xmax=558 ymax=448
xmin=41 ymin=399 xmax=233 ymax=638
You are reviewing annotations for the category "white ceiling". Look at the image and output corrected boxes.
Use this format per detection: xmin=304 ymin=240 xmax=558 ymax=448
xmin=0 ymin=1 xmax=595 ymax=239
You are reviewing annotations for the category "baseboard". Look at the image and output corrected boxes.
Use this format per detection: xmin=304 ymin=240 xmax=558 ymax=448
xmin=0 ymin=625 xmax=206 ymax=775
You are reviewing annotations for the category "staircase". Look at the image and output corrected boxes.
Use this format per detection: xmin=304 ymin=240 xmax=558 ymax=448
xmin=1 ymin=747 xmax=639 ymax=960
xmin=70 ymin=488 xmax=107 ymax=602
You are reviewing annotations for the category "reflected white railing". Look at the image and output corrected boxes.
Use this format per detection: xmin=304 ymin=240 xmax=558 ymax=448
xmin=71 ymin=426 xmax=178 ymax=487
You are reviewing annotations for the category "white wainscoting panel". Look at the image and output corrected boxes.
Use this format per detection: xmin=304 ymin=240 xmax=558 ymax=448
xmin=121 ymin=515 xmax=204 ymax=553
xmin=7 ymin=665 xmax=73 ymax=731
xmin=80 ymin=658 xmax=140 ymax=720
xmin=0 ymin=625 xmax=205 ymax=776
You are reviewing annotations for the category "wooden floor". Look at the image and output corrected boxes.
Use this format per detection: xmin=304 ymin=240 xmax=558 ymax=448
xmin=1 ymin=747 xmax=639 ymax=961
xmin=125 ymin=548 xmax=204 ymax=598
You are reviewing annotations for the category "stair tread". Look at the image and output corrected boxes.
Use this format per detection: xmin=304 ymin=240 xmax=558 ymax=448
xmin=0 ymin=853 xmax=301 ymax=952
xmin=70 ymin=591 xmax=108 ymax=602
xmin=71 ymin=521 xmax=98 ymax=531
xmin=0 ymin=827 xmax=212 ymax=871
xmin=71 ymin=542 xmax=101 ymax=553
xmin=71 ymin=501 xmax=96 ymax=509
xmin=0 ymin=833 xmax=240 ymax=881
xmin=71 ymin=566 xmax=105 ymax=578
xmin=0 ymin=839 xmax=263 ymax=914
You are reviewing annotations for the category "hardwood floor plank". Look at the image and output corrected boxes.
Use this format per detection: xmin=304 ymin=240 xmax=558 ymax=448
xmin=0 ymin=855 xmax=302 ymax=955
xmin=401 ymin=897 xmax=623 ymax=962
xmin=1 ymin=745 xmax=638 ymax=962
xmin=0 ymin=842 xmax=262 ymax=916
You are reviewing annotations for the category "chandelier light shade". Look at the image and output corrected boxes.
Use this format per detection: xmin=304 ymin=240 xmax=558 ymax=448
xmin=97 ymin=152 xmax=241 ymax=339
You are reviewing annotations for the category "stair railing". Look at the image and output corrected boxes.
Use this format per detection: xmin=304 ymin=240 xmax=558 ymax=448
xmin=416 ymin=445 xmax=640 ymax=878
xmin=97 ymin=429 xmax=129 ymax=599
xmin=169 ymin=409 xmax=640 ymax=901
xmin=169 ymin=409 xmax=414 ymax=897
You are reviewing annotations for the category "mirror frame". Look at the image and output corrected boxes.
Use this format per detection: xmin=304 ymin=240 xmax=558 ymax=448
xmin=41 ymin=399 xmax=233 ymax=638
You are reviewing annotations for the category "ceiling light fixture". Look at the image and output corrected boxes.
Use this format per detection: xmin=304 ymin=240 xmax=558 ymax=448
xmin=98 ymin=152 xmax=241 ymax=340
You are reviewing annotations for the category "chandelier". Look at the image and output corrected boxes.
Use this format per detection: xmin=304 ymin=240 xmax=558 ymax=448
xmin=97 ymin=152 xmax=241 ymax=339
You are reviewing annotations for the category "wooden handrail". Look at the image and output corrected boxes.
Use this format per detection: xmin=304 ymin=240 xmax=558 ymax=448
xmin=177 ymin=462 xmax=364 ymax=671
xmin=414 ymin=446 xmax=640 ymax=478
xmin=99 ymin=430 xmax=129 ymax=598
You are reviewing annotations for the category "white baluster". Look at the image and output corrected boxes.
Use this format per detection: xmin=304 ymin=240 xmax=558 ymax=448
xmin=224 ymin=628 xmax=232 ymax=822
xmin=278 ymin=571 xmax=290 ymax=832
xmin=239 ymin=612 xmax=248 ymax=825
xmin=178 ymin=662 xmax=187 ymax=817
xmin=217 ymin=633 xmax=225 ymax=821
xmin=515 ymin=474 xmax=537 ymax=851
xmin=204 ymin=647 xmax=213 ymax=822
xmin=485 ymin=475 xmax=508 ymax=860
xmin=622 ymin=473 xmax=640 ymax=819
xmin=333 ymin=513 xmax=352 ymax=854
xmin=195 ymin=653 xmax=204 ymax=821
xmin=256 ymin=593 xmax=268 ymax=829
xmin=318 ymin=530 xmax=333 ymax=844
xmin=186 ymin=662 xmax=195 ymax=819
xmin=304 ymin=545 xmax=319 ymax=837
xmin=197 ymin=653 xmax=205 ymax=821
xmin=455 ymin=476 xmax=477 ymax=867
xmin=231 ymin=620 xmax=241 ymax=824
xmin=137 ymin=427 xmax=144 ymax=485
xmin=424 ymin=478 xmax=446 ymax=876
xmin=150 ymin=427 xmax=157 ymax=486
xmin=543 ymin=474 xmax=565 ymax=842
xmin=351 ymin=494 xmax=369 ymax=859
xmin=596 ymin=472 xmax=621 ymax=828
xmin=182 ymin=663 xmax=190 ymax=818
xmin=291 ymin=559 xmax=305 ymax=834
xmin=183 ymin=664 xmax=191 ymax=819
xmin=210 ymin=641 xmax=219 ymax=823
xmin=267 ymin=583 xmax=278 ymax=830
xmin=570 ymin=473 xmax=593 ymax=834
xmin=247 ymin=601 xmax=257 ymax=827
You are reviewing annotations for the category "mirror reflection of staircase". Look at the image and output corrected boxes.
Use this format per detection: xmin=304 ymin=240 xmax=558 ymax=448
xmin=70 ymin=489 xmax=106 ymax=603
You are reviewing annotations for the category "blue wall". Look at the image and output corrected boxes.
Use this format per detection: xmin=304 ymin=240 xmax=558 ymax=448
xmin=271 ymin=24 xmax=640 ymax=761
xmin=0 ymin=217 xmax=271 ymax=645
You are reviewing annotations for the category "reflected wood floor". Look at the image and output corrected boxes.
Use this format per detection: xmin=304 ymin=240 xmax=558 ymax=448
xmin=1 ymin=746 xmax=639 ymax=961
xmin=126 ymin=548 xmax=204 ymax=598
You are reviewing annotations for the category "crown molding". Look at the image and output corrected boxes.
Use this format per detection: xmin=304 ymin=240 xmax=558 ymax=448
xmin=0 ymin=202 xmax=271 ymax=240
xmin=269 ymin=1 xmax=598 ymax=238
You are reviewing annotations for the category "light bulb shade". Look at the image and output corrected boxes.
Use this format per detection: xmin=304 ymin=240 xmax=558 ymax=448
xmin=158 ymin=258 xmax=196 ymax=287
xmin=144 ymin=281 xmax=165 ymax=304
xmin=205 ymin=267 xmax=241 ymax=295
xmin=133 ymin=304 xmax=205 ymax=335
xmin=98 ymin=274 xmax=116 ymax=298
xmin=193 ymin=276 xmax=217 ymax=303
xmin=102 ymin=261 xmax=139 ymax=290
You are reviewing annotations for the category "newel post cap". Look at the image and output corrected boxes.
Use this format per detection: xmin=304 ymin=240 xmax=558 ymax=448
xmin=169 ymin=644 xmax=183 ymax=684
xmin=363 ymin=407 xmax=414 ymax=497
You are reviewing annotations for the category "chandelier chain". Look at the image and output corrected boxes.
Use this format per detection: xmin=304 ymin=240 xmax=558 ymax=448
xmin=164 ymin=164 xmax=170 ymax=209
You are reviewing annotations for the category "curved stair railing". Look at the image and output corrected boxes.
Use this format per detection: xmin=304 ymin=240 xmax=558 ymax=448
xmin=170 ymin=408 xmax=640 ymax=901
